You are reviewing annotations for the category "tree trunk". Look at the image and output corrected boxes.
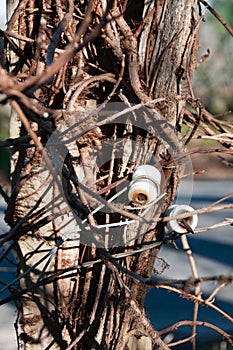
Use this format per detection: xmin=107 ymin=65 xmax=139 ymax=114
xmin=4 ymin=0 xmax=198 ymax=349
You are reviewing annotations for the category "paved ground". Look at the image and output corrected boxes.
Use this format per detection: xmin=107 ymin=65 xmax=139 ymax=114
xmin=0 ymin=200 xmax=17 ymax=350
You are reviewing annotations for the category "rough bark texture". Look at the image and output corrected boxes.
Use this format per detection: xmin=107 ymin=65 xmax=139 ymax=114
xmin=4 ymin=0 xmax=198 ymax=349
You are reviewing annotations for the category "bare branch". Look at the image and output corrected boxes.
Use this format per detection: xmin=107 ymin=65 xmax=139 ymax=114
xmin=200 ymin=0 xmax=233 ymax=36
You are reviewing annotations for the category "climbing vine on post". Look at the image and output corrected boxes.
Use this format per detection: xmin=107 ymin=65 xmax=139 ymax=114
xmin=1 ymin=1 xmax=233 ymax=349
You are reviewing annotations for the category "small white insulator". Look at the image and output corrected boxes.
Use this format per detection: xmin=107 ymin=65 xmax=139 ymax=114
xmin=128 ymin=165 xmax=162 ymax=205
xmin=40 ymin=17 xmax=47 ymax=27
xmin=166 ymin=204 xmax=198 ymax=233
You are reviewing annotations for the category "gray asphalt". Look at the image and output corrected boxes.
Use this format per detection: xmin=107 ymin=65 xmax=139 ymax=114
xmin=0 ymin=199 xmax=16 ymax=350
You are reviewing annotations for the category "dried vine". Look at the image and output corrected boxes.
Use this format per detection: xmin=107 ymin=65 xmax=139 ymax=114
xmin=0 ymin=1 xmax=233 ymax=349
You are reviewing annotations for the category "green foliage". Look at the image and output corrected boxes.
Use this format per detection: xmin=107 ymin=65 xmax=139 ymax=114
xmin=210 ymin=0 xmax=233 ymax=40
xmin=0 ymin=104 xmax=10 ymax=172
xmin=0 ymin=105 xmax=10 ymax=140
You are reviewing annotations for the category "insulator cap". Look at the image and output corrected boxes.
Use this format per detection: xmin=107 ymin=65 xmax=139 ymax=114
xmin=166 ymin=204 xmax=198 ymax=233
xmin=128 ymin=165 xmax=161 ymax=205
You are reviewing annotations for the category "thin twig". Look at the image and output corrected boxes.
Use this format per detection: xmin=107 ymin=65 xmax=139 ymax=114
xmin=161 ymin=203 xmax=233 ymax=223
xmin=168 ymin=333 xmax=196 ymax=348
xmin=205 ymin=282 xmax=227 ymax=303
xmin=157 ymin=284 xmax=233 ymax=323
xmin=180 ymin=235 xmax=201 ymax=350
xmin=200 ymin=0 xmax=233 ymax=36
xmin=159 ymin=320 xmax=233 ymax=346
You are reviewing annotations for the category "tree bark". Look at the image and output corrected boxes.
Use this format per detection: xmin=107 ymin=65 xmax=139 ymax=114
xmin=4 ymin=1 xmax=198 ymax=349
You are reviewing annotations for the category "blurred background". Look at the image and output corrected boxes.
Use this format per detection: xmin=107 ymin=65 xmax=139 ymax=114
xmin=0 ymin=1 xmax=233 ymax=349
xmin=194 ymin=0 xmax=233 ymax=114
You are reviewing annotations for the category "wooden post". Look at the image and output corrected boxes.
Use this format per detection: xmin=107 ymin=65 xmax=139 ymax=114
xmin=4 ymin=1 xmax=198 ymax=349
